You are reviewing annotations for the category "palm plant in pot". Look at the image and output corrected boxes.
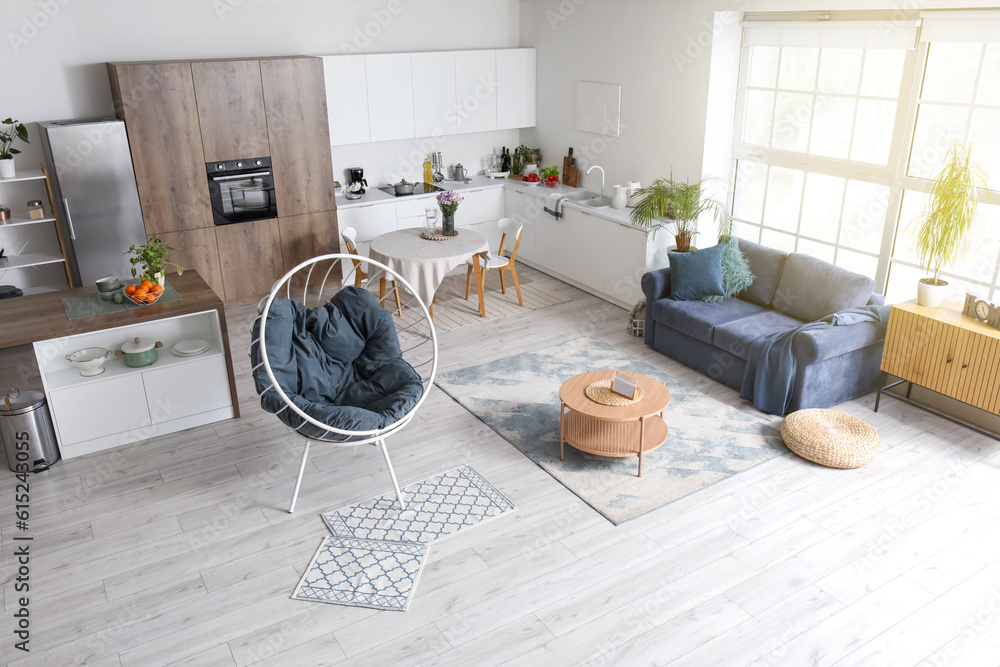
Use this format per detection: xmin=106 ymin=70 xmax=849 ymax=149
xmin=0 ymin=118 xmax=29 ymax=179
xmin=629 ymin=174 xmax=732 ymax=254
xmin=912 ymin=144 xmax=988 ymax=308
xmin=125 ymin=237 xmax=183 ymax=286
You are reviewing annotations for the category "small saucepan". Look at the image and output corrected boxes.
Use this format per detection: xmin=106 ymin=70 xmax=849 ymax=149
xmin=115 ymin=337 xmax=164 ymax=368
xmin=393 ymin=179 xmax=414 ymax=195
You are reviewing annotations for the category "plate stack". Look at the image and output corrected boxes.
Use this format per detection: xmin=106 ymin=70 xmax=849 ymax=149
xmin=171 ymin=339 xmax=210 ymax=357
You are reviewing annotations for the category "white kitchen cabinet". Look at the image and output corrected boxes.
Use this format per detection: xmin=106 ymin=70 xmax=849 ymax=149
xmin=322 ymin=55 xmax=371 ymax=145
xmin=534 ymin=214 xmax=568 ymax=278
xmin=365 ymin=53 xmax=415 ymax=142
xmin=34 ymin=309 xmax=234 ymax=459
xmin=563 ymin=208 xmax=605 ymax=291
xmin=454 ymin=50 xmax=497 ymax=135
xmin=604 ymin=222 xmax=647 ymax=305
xmin=412 ymin=51 xmax=457 ymax=137
xmin=496 ymin=48 xmax=536 ymax=129
xmin=455 ymin=188 xmax=503 ymax=227
xmin=336 ymin=203 xmax=397 ymax=242
xmin=502 ymin=188 xmax=539 ymax=261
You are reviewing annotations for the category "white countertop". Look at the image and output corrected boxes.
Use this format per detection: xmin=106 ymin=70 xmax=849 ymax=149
xmin=335 ymin=175 xmax=640 ymax=229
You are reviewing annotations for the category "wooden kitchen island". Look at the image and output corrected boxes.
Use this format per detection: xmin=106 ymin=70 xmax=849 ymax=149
xmin=0 ymin=271 xmax=241 ymax=459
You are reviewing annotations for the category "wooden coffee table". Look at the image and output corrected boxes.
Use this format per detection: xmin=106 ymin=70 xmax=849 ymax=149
xmin=558 ymin=370 xmax=671 ymax=476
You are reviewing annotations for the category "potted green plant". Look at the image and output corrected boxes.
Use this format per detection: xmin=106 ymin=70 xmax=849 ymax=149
xmin=0 ymin=118 xmax=28 ymax=179
xmin=912 ymin=144 xmax=988 ymax=308
xmin=513 ymin=145 xmax=542 ymax=176
xmin=125 ymin=237 xmax=183 ymax=285
xmin=629 ymin=174 xmax=732 ymax=254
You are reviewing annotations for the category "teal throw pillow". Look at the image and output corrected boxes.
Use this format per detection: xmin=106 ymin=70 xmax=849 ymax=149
xmin=669 ymin=242 xmax=725 ymax=301
xmin=703 ymin=236 xmax=755 ymax=303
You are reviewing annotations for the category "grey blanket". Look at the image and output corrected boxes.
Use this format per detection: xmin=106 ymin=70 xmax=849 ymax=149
xmin=740 ymin=306 xmax=883 ymax=415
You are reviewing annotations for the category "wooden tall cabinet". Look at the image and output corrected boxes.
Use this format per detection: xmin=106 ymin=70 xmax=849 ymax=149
xmin=107 ymin=56 xmax=339 ymax=304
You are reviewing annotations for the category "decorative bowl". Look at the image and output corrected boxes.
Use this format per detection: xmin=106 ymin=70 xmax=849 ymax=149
xmin=65 ymin=347 xmax=113 ymax=377
xmin=95 ymin=276 xmax=122 ymax=292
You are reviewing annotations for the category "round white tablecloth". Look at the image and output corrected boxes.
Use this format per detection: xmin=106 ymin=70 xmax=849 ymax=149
xmin=368 ymin=228 xmax=490 ymax=307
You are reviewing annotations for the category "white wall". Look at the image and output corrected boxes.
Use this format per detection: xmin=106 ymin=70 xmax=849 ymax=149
xmin=1 ymin=0 xmax=519 ymax=184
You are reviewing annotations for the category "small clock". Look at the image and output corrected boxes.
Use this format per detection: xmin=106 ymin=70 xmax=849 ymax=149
xmin=963 ymin=293 xmax=1000 ymax=329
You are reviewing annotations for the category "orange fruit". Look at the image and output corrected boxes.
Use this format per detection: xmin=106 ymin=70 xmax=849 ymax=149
xmin=144 ymin=294 xmax=157 ymax=303
xmin=150 ymin=284 xmax=164 ymax=295
xmin=141 ymin=280 xmax=153 ymax=290
xmin=125 ymin=285 xmax=137 ymax=296
xmin=135 ymin=288 xmax=148 ymax=297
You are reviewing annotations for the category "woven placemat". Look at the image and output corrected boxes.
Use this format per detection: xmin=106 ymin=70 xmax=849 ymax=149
xmin=585 ymin=378 xmax=644 ymax=406
xmin=421 ymin=228 xmax=459 ymax=241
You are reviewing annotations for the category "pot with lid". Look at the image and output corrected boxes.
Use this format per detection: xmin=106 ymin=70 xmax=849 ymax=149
xmin=393 ymin=179 xmax=415 ymax=195
xmin=115 ymin=337 xmax=164 ymax=368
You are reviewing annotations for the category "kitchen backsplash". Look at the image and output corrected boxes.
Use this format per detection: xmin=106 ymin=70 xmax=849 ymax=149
xmin=331 ymin=128 xmax=520 ymax=188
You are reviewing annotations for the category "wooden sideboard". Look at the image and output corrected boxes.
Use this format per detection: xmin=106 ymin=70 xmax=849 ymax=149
xmin=876 ymin=299 xmax=1000 ymax=432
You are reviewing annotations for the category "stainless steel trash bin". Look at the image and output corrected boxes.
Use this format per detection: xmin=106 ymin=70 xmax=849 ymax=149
xmin=0 ymin=388 xmax=60 ymax=473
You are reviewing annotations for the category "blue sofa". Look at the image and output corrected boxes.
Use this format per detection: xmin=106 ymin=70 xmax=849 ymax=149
xmin=641 ymin=238 xmax=889 ymax=414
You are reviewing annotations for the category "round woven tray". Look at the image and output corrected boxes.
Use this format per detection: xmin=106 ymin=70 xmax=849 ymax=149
xmin=781 ymin=409 xmax=880 ymax=469
xmin=421 ymin=228 xmax=459 ymax=241
xmin=585 ymin=378 xmax=645 ymax=406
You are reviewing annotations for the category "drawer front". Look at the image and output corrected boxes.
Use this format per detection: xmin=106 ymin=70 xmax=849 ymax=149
xmin=49 ymin=375 xmax=150 ymax=447
xmin=142 ymin=356 xmax=232 ymax=424
xmin=458 ymin=188 xmax=503 ymax=225
xmin=395 ymin=196 xmax=439 ymax=219
xmin=337 ymin=204 xmax=397 ymax=242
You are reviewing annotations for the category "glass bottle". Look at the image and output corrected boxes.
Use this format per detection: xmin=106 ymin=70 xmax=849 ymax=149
xmin=423 ymin=158 xmax=433 ymax=183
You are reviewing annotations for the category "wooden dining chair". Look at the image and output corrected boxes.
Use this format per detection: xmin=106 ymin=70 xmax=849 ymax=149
xmin=341 ymin=227 xmax=402 ymax=315
xmin=465 ymin=218 xmax=523 ymax=313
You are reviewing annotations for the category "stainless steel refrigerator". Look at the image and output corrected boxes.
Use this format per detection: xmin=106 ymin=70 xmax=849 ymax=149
xmin=38 ymin=118 xmax=149 ymax=286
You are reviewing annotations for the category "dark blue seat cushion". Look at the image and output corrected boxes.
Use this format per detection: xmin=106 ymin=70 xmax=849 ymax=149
xmin=651 ymin=297 xmax=767 ymax=345
xmin=250 ymin=287 xmax=423 ymax=439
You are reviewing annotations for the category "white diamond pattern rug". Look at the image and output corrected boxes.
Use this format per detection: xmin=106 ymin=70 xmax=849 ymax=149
xmin=292 ymin=465 xmax=515 ymax=611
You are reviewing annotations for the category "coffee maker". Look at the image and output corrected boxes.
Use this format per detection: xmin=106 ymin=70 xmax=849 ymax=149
xmin=346 ymin=167 xmax=367 ymax=197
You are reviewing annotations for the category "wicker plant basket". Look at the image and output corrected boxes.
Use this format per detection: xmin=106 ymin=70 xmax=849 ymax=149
xmin=627 ymin=299 xmax=646 ymax=337
xmin=781 ymin=409 xmax=880 ymax=469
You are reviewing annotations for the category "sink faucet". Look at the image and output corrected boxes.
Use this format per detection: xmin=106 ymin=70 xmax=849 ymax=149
xmin=586 ymin=165 xmax=606 ymax=197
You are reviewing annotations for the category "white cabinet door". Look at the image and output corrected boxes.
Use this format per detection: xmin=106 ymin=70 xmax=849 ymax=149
xmin=365 ymin=53 xmax=415 ymax=142
xmin=564 ymin=208 xmax=606 ymax=291
xmin=49 ymin=375 xmax=150 ymax=447
xmin=604 ymin=223 xmax=647 ymax=305
xmin=142 ymin=357 xmax=232 ymax=424
xmin=412 ymin=51 xmax=457 ymax=137
xmin=456 ymin=188 xmax=503 ymax=227
xmin=454 ymin=50 xmax=497 ymax=134
xmin=337 ymin=203 xmax=397 ymax=242
xmin=503 ymin=188 xmax=539 ymax=262
xmin=323 ymin=55 xmax=370 ymax=145
xmin=496 ymin=48 xmax=536 ymax=129
xmin=534 ymin=214 xmax=567 ymax=277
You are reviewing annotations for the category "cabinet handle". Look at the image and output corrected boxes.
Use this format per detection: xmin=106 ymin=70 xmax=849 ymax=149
xmin=63 ymin=198 xmax=77 ymax=240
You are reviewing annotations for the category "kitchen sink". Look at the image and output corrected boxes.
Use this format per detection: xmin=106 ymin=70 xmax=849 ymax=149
xmin=582 ymin=196 xmax=613 ymax=208
xmin=562 ymin=190 xmax=600 ymax=201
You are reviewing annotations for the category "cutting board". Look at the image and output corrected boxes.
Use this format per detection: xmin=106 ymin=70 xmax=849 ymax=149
xmin=562 ymin=150 xmax=579 ymax=187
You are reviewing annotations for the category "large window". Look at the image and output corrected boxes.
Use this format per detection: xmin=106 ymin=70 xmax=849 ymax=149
xmin=731 ymin=12 xmax=1000 ymax=304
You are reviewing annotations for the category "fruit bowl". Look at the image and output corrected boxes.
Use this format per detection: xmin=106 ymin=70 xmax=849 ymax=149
xmin=123 ymin=284 xmax=164 ymax=306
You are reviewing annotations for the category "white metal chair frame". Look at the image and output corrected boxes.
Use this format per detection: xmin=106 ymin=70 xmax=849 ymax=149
xmin=252 ymin=253 xmax=438 ymax=513
xmin=465 ymin=217 xmax=524 ymax=307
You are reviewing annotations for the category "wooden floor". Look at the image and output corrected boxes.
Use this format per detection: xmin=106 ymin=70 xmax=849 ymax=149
xmin=3 ymin=265 xmax=1000 ymax=666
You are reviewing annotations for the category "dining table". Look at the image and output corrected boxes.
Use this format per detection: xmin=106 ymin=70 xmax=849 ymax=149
xmin=368 ymin=227 xmax=491 ymax=318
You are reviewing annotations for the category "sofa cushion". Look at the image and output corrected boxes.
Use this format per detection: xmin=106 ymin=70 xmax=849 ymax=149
xmin=773 ymin=253 xmax=875 ymax=322
xmin=737 ymin=238 xmax=788 ymax=307
xmin=713 ymin=310 xmax=805 ymax=360
xmin=669 ymin=243 xmax=725 ymax=301
xmin=651 ymin=297 xmax=767 ymax=345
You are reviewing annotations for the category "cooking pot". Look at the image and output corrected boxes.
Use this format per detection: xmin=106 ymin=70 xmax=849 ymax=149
xmin=115 ymin=337 xmax=164 ymax=368
xmin=393 ymin=179 xmax=414 ymax=195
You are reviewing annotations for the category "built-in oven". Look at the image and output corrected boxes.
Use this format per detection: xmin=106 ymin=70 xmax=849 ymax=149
xmin=206 ymin=156 xmax=278 ymax=225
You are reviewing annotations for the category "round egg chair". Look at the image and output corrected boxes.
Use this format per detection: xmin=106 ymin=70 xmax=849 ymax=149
xmin=250 ymin=254 xmax=437 ymax=513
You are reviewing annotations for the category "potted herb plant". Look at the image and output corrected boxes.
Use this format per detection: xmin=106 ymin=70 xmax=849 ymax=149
xmin=912 ymin=144 xmax=988 ymax=308
xmin=125 ymin=237 xmax=183 ymax=286
xmin=0 ymin=118 xmax=29 ymax=179
xmin=629 ymin=174 xmax=732 ymax=255
xmin=513 ymin=145 xmax=542 ymax=177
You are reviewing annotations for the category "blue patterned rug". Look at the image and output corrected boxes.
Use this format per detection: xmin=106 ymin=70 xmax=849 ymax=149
xmin=292 ymin=466 xmax=515 ymax=611
xmin=435 ymin=338 xmax=787 ymax=524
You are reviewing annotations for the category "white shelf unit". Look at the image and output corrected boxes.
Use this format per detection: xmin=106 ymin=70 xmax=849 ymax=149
xmin=33 ymin=309 xmax=235 ymax=459
xmin=0 ymin=167 xmax=72 ymax=294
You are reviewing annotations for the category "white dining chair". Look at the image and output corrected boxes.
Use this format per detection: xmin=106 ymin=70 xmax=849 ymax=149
xmin=465 ymin=217 xmax=523 ymax=312
xmin=342 ymin=226 xmax=402 ymax=315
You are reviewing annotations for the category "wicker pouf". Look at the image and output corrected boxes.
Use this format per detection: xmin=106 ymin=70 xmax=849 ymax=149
xmin=781 ymin=409 xmax=880 ymax=469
